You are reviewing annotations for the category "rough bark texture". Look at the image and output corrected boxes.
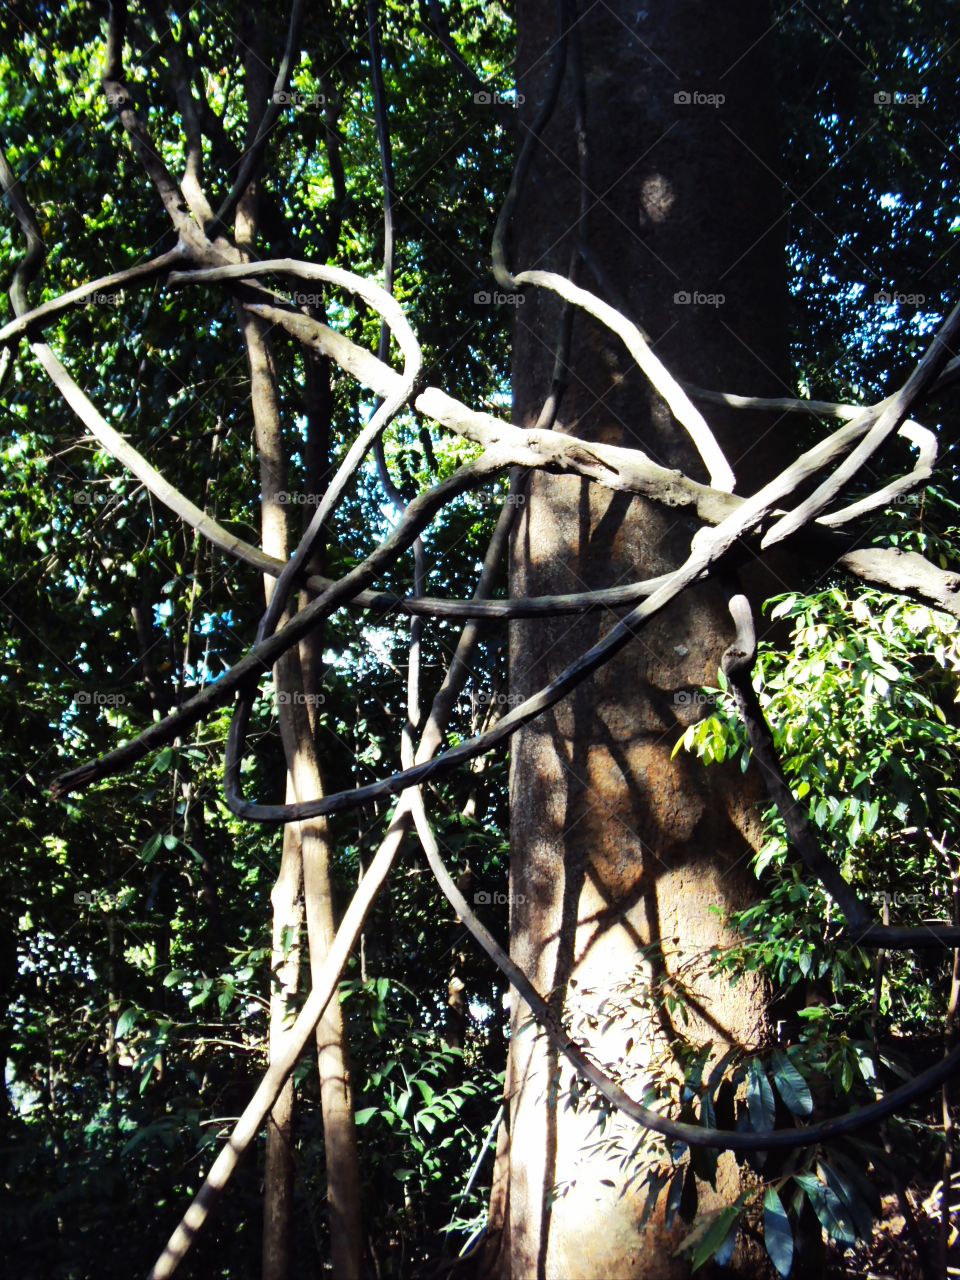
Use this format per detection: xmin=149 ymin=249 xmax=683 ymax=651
xmin=491 ymin=3 xmax=790 ymax=1276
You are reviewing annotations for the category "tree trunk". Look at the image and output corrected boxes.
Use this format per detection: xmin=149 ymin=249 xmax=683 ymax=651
xmin=234 ymin=23 xmax=364 ymax=1280
xmin=490 ymin=3 xmax=789 ymax=1276
xmin=262 ymin=819 xmax=303 ymax=1280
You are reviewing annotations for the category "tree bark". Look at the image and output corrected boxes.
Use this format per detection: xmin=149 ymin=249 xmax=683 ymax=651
xmin=234 ymin=151 xmax=364 ymax=1280
xmin=262 ymin=820 xmax=303 ymax=1280
xmin=491 ymin=3 xmax=789 ymax=1276
xmin=235 ymin=284 xmax=305 ymax=1280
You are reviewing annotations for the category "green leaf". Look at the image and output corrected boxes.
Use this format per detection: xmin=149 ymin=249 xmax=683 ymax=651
xmin=794 ymin=1173 xmax=856 ymax=1244
xmin=140 ymin=833 xmax=162 ymax=863
xmin=770 ymin=595 xmax=797 ymax=620
xmin=818 ymin=1162 xmax=875 ymax=1239
xmin=415 ymin=1079 xmax=435 ymax=1106
xmin=675 ymin=1206 xmax=741 ymax=1271
xmin=764 ymin=1187 xmax=794 ymax=1277
xmin=148 ymin=746 xmax=174 ymax=774
xmin=115 ymin=1008 xmax=138 ymax=1039
xmin=770 ymin=1048 xmax=813 ymax=1117
xmin=746 ymin=1058 xmax=776 ymax=1131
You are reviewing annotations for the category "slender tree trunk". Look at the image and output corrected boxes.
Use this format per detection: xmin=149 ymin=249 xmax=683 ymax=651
xmin=262 ymin=819 xmax=304 ymax=1280
xmin=489 ymin=3 xmax=789 ymax=1276
xmin=234 ymin=281 xmax=305 ymax=1280
xmin=233 ymin=105 xmax=363 ymax=1271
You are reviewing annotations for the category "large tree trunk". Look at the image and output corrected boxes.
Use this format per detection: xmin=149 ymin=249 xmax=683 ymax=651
xmin=489 ymin=3 xmax=789 ymax=1276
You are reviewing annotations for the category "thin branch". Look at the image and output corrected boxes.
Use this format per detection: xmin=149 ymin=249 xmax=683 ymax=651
xmin=101 ymin=1 xmax=199 ymax=241
xmin=0 ymin=153 xmax=45 ymax=313
xmin=762 ymin=301 xmax=960 ymax=547
xmin=365 ymin=0 xmax=408 ymax=510
xmin=513 ymin=269 xmax=736 ymax=491
xmin=142 ymin=0 xmax=215 ymax=224
xmin=819 ymin=419 xmax=937 ymax=527
xmin=491 ymin=0 xmax=570 ymax=288
xmin=148 ymin=813 xmax=405 ymax=1280
xmin=0 ymin=248 xmax=184 ymax=347
xmin=423 ymin=0 xmax=517 ymax=131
